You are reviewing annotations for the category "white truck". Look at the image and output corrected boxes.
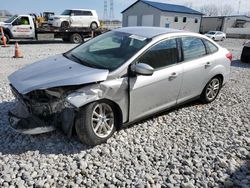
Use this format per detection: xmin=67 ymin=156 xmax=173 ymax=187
xmin=0 ymin=14 xmax=104 ymax=44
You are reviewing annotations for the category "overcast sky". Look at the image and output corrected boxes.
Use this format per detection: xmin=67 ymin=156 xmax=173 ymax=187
xmin=0 ymin=0 xmax=249 ymax=20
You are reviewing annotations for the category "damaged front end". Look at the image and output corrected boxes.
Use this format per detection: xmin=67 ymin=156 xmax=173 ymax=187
xmin=9 ymin=85 xmax=76 ymax=135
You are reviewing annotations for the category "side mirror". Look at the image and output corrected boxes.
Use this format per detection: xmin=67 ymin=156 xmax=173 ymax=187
xmin=131 ymin=63 xmax=154 ymax=76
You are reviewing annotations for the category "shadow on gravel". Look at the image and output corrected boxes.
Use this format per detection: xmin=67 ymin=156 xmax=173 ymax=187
xmin=0 ymin=101 xmax=91 ymax=155
xmin=231 ymin=60 xmax=250 ymax=68
xmin=223 ymin=161 xmax=250 ymax=188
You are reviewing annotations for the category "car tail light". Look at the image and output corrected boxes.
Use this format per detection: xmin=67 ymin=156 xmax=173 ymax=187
xmin=226 ymin=53 xmax=232 ymax=61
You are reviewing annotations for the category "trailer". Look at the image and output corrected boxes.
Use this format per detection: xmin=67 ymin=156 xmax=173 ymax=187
xmin=0 ymin=14 xmax=107 ymax=44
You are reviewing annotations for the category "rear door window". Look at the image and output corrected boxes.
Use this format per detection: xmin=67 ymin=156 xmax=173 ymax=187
xmin=83 ymin=11 xmax=93 ymax=16
xmin=181 ymin=37 xmax=206 ymax=61
xmin=203 ymin=39 xmax=218 ymax=54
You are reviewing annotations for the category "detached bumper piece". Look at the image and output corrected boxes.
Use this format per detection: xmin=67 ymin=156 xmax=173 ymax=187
xmin=8 ymin=103 xmax=56 ymax=135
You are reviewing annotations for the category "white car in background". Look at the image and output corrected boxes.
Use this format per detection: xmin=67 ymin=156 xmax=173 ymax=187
xmin=205 ymin=31 xmax=226 ymax=41
xmin=48 ymin=9 xmax=100 ymax=29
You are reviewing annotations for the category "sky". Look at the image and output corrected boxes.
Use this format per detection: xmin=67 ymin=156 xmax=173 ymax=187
xmin=0 ymin=0 xmax=249 ymax=20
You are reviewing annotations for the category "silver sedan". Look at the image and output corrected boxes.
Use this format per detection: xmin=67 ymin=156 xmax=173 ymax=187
xmin=8 ymin=27 xmax=232 ymax=145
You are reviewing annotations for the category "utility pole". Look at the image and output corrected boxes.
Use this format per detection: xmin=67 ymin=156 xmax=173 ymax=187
xmin=103 ymin=0 xmax=108 ymax=21
xmin=109 ymin=0 xmax=114 ymax=21
xmin=237 ymin=0 xmax=241 ymax=14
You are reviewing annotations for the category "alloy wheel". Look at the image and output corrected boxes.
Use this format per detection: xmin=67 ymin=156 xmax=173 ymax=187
xmin=206 ymin=78 xmax=220 ymax=101
xmin=91 ymin=103 xmax=114 ymax=138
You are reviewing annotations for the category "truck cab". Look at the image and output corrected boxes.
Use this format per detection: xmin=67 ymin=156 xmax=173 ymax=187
xmin=0 ymin=14 xmax=36 ymax=42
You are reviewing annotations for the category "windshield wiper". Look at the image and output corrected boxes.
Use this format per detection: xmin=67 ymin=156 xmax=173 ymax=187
xmin=70 ymin=54 xmax=99 ymax=69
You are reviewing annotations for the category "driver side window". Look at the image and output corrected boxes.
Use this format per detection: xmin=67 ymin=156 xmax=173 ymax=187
xmin=13 ymin=17 xmax=30 ymax=26
xmin=138 ymin=39 xmax=178 ymax=69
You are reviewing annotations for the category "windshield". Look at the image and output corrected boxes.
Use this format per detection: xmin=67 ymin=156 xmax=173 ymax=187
xmin=61 ymin=10 xmax=71 ymax=15
xmin=4 ymin=15 xmax=18 ymax=23
xmin=65 ymin=31 xmax=151 ymax=71
xmin=207 ymin=31 xmax=216 ymax=35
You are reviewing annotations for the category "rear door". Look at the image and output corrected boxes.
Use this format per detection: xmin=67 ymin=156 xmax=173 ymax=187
xmin=81 ymin=11 xmax=93 ymax=27
xmin=129 ymin=38 xmax=183 ymax=121
xmin=11 ymin=16 xmax=35 ymax=38
xmin=177 ymin=36 xmax=212 ymax=103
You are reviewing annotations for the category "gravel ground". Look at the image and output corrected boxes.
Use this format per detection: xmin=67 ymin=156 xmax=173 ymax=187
xmin=0 ymin=39 xmax=249 ymax=188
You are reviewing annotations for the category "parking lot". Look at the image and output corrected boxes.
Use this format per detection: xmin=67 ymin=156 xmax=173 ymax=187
xmin=0 ymin=38 xmax=249 ymax=187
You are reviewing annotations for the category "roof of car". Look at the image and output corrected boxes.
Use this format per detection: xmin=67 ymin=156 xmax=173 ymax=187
xmin=115 ymin=27 xmax=184 ymax=38
xmin=67 ymin=9 xmax=95 ymax=11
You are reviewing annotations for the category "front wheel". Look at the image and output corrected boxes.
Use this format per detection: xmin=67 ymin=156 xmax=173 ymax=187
xmin=61 ymin=21 xmax=70 ymax=29
xmin=200 ymin=77 xmax=222 ymax=103
xmin=75 ymin=101 xmax=117 ymax=146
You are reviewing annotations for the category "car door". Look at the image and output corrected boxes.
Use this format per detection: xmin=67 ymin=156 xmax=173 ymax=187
xmin=11 ymin=16 xmax=35 ymax=38
xmin=129 ymin=38 xmax=183 ymax=121
xmin=70 ymin=10 xmax=81 ymax=27
xmin=177 ymin=36 xmax=210 ymax=104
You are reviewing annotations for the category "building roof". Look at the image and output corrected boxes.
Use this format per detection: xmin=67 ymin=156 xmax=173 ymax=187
xmin=115 ymin=27 xmax=183 ymax=38
xmin=203 ymin=15 xmax=250 ymax=19
xmin=122 ymin=0 xmax=203 ymax=15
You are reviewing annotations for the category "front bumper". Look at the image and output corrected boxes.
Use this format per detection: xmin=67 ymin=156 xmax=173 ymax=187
xmin=8 ymin=102 xmax=56 ymax=135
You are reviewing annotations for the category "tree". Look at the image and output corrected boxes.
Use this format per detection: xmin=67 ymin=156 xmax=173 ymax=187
xmin=200 ymin=4 xmax=219 ymax=16
xmin=219 ymin=5 xmax=234 ymax=16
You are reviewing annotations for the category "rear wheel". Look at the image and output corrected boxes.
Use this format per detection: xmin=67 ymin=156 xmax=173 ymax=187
xmin=90 ymin=22 xmax=98 ymax=30
xmin=200 ymin=77 xmax=222 ymax=103
xmin=75 ymin=101 xmax=117 ymax=146
xmin=61 ymin=21 xmax=70 ymax=28
xmin=70 ymin=33 xmax=83 ymax=43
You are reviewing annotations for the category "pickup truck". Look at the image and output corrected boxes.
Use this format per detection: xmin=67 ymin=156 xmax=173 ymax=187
xmin=0 ymin=14 xmax=104 ymax=44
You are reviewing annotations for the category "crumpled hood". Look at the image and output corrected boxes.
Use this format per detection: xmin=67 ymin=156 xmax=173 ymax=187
xmin=8 ymin=54 xmax=109 ymax=94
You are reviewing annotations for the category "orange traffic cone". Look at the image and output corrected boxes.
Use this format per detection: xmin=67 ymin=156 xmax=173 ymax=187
xmin=1 ymin=27 xmax=9 ymax=47
xmin=13 ymin=42 xmax=23 ymax=58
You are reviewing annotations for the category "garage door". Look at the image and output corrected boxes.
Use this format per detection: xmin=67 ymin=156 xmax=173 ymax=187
xmin=128 ymin=15 xmax=137 ymax=26
xmin=142 ymin=15 xmax=154 ymax=26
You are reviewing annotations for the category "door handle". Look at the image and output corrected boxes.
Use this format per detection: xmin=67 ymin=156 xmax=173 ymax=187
xmin=205 ymin=62 xmax=211 ymax=68
xmin=169 ymin=72 xmax=178 ymax=80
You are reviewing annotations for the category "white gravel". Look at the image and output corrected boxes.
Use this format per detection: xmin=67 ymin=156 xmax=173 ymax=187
xmin=0 ymin=39 xmax=249 ymax=188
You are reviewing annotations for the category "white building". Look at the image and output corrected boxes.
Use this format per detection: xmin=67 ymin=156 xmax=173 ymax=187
xmin=200 ymin=15 xmax=250 ymax=38
xmin=122 ymin=0 xmax=203 ymax=33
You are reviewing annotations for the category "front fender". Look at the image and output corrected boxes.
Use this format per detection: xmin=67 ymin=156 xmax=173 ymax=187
xmin=66 ymin=78 xmax=129 ymax=123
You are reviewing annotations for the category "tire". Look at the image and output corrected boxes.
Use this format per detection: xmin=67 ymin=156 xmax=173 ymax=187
xmin=90 ymin=22 xmax=98 ymax=30
xmin=0 ymin=34 xmax=9 ymax=44
xmin=61 ymin=21 xmax=70 ymax=29
xmin=75 ymin=101 xmax=118 ymax=146
xmin=221 ymin=37 xmax=225 ymax=41
xmin=200 ymin=77 xmax=222 ymax=103
xmin=70 ymin=33 xmax=83 ymax=44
